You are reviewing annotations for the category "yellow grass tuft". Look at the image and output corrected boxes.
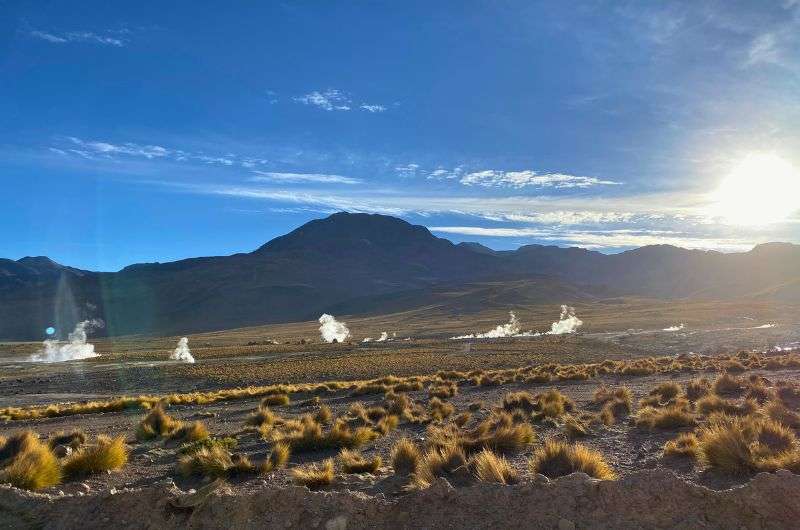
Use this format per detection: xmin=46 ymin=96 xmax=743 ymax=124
xmin=177 ymin=445 xmax=233 ymax=478
xmin=135 ymin=405 xmax=182 ymax=441
xmin=260 ymin=442 xmax=291 ymax=473
xmin=413 ymin=444 xmax=468 ymax=488
xmin=636 ymin=406 xmax=696 ymax=430
xmin=529 ymin=439 xmax=617 ymax=480
xmin=0 ymin=442 xmax=61 ymax=490
xmin=47 ymin=430 xmax=86 ymax=450
xmin=391 ymin=437 xmax=421 ymax=475
xmin=338 ymin=449 xmax=382 ymax=474
xmin=168 ymin=421 xmax=210 ymax=444
xmin=292 ymin=458 xmax=335 ymax=489
xmin=698 ymin=416 xmax=798 ymax=474
xmin=470 ymin=448 xmax=518 ymax=484
xmin=260 ymin=394 xmax=290 ymax=407
xmin=62 ymin=436 xmax=128 ymax=479
xmin=713 ymin=373 xmax=745 ymax=396
xmin=663 ymin=433 xmax=700 ymax=458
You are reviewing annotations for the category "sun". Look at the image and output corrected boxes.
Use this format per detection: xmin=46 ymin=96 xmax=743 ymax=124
xmin=711 ymin=153 xmax=800 ymax=226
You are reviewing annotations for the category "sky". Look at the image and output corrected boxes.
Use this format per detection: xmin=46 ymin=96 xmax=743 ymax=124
xmin=2 ymin=0 xmax=799 ymax=271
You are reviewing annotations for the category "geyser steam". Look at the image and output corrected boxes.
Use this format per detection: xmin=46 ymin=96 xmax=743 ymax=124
xmin=451 ymin=306 xmax=584 ymax=340
xmin=549 ymin=305 xmax=583 ymax=335
xmin=30 ymin=320 xmax=103 ymax=363
xmin=170 ymin=337 xmax=195 ymax=363
xmin=663 ymin=324 xmax=685 ymax=332
xmin=319 ymin=314 xmax=350 ymax=343
xmin=453 ymin=311 xmax=532 ymax=339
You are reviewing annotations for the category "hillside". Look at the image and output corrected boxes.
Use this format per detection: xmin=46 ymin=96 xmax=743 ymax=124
xmin=1 ymin=212 xmax=799 ymax=340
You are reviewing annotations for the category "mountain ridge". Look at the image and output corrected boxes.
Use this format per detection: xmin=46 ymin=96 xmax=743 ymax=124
xmin=1 ymin=212 xmax=798 ymax=340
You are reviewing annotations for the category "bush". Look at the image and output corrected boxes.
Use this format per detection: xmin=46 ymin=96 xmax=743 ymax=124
xmin=167 ymin=421 xmax=209 ymax=444
xmin=178 ymin=445 xmax=233 ymax=478
xmin=391 ymin=438 xmax=421 ymax=475
xmin=529 ymin=440 xmax=616 ymax=480
xmin=698 ymin=416 xmax=798 ymax=474
xmin=0 ymin=431 xmax=39 ymax=463
xmin=636 ymin=406 xmax=696 ymax=430
xmin=663 ymin=433 xmax=700 ymax=458
xmin=179 ymin=437 xmax=237 ymax=455
xmin=339 ymin=449 xmax=381 ymax=474
xmin=62 ymin=436 xmax=128 ymax=479
xmin=292 ymin=458 xmax=335 ymax=489
xmin=135 ymin=405 xmax=182 ymax=441
xmin=685 ymin=378 xmax=711 ymax=402
xmin=471 ymin=448 xmax=518 ymax=484
xmin=260 ymin=442 xmax=291 ymax=473
xmin=413 ymin=444 xmax=468 ymax=488
xmin=47 ymin=430 xmax=86 ymax=450
xmin=713 ymin=374 xmax=745 ymax=396
xmin=649 ymin=382 xmax=682 ymax=401
xmin=0 ymin=443 xmax=61 ymax=490
xmin=261 ymin=394 xmax=290 ymax=407
xmin=696 ymin=396 xmax=757 ymax=417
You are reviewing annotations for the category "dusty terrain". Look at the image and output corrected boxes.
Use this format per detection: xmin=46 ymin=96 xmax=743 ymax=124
xmin=1 ymin=300 xmax=799 ymax=529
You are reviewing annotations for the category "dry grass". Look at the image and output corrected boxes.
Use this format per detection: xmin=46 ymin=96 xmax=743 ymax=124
xmin=261 ymin=394 xmax=291 ymax=407
xmin=529 ymin=440 xmax=616 ymax=480
xmin=636 ymin=406 xmax=696 ymax=430
xmin=648 ymin=382 xmax=682 ymax=401
xmin=135 ymin=405 xmax=183 ymax=441
xmin=663 ymin=433 xmax=700 ymax=458
xmin=179 ymin=437 xmax=237 ymax=455
xmin=470 ymin=448 xmax=519 ymax=484
xmin=246 ymin=406 xmax=278 ymax=427
xmin=533 ymin=389 xmax=575 ymax=420
xmin=177 ymin=445 xmax=234 ymax=478
xmin=696 ymin=396 xmax=758 ymax=417
xmin=413 ymin=444 xmax=468 ymax=488
xmin=273 ymin=416 xmax=376 ymax=452
xmin=167 ymin=421 xmax=210 ymax=444
xmin=62 ymin=436 xmax=128 ymax=479
xmin=713 ymin=374 xmax=746 ymax=396
xmin=47 ymin=430 xmax=86 ymax=450
xmin=260 ymin=442 xmax=291 ymax=473
xmin=338 ymin=449 xmax=382 ymax=474
xmin=698 ymin=416 xmax=798 ymax=474
xmin=429 ymin=397 xmax=455 ymax=421
xmin=292 ymin=458 xmax=335 ymax=489
xmin=501 ymin=392 xmax=538 ymax=414
xmin=685 ymin=378 xmax=711 ymax=402
xmin=764 ymin=401 xmax=800 ymax=429
xmin=391 ymin=437 xmax=421 ymax=475
xmin=0 ymin=432 xmax=61 ymax=490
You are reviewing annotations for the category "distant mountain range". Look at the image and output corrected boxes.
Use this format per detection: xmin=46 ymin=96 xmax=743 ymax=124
xmin=2 ymin=212 xmax=799 ymax=340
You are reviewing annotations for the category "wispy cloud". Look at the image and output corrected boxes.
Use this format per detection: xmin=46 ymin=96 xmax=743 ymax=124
xmin=460 ymin=169 xmax=621 ymax=189
xmin=292 ymin=89 xmax=389 ymax=113
xmin=29 ymin=29 xmax=129 ymax=47
xmin=250 ymin=171 xmax=361 ymax=185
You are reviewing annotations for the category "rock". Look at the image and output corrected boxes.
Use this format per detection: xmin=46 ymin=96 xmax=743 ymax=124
xmin=52 ymin=444 xmax=72 ymax=458
xmin=78 ymin=483 xmax=91 ymax=493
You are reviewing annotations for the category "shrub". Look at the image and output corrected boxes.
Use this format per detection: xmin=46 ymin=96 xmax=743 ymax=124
xmin=391 ymin=438 xmax=421 ymax=475
xmin=429 ymin=397 xmax=455 ymax=421
xmin=413 ymin=444 xmax=468 ymax=488
xmin=260 ymin=442 xmax=291 ymax=473
xmin=246 ymin=406 xmax=278 ymax=427
xmin=698 ymin=416 xmax=798 ymax=474
xmin=663 ymin=433 xmax=700 ymax=458
xmin=177 ymin=445 xmax=233 ymax=478
xmin=471 ymin=448 xmax=518 ymax=484
xmin=62 ymin=436 xmax=128 ymax=479
xmin=135 ymin=405 xmax=182 ymax=441
xmin=713 ymin=374 xmax=745 ymax=396
xmin=47 ymin=430 xmax=86 ymax=450
xmin=593 ymin=386 xmax=632 ymax=407
xmin=696 ymin=396 xmax=757 ymax=417
xmin=636 ymin=406 xmax=696 ymax=430
xmin=529 ymin=440 xmax=616 ymax=480
xmin=292 ymin=458 xmax=335 ymax=489
xmin=179 ymin=437 xmax=237 ymax=455
xmin=338 ymin=449 xmax=381 ymax=474
xmin=565 ymin=417 xmax=590 ymax=438
xmin=649 ymin=382 xmax=682 ymax=401
xmin=315 ymin=405 xmax=333 ymax=424
xmin=261 ymin=394 xmax=290 ymax=407
xmin=0 ymin=442 xmax=61 ymax=490
xmin=765 ymin=401 xmax=800 ymax=429
xmin=168 ymin=421 xmax=209 ymax=443
xmin=0 ymin=431 xmax=39 ymax=463
xmin=685 ymin=378 xmax=711 ymax=402
xmin=502 ymin=392 xmax=537 ymax=414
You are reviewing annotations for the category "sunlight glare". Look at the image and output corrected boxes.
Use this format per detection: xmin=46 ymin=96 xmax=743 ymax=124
xmin=712 ymin=153 xmax=800 ymax=225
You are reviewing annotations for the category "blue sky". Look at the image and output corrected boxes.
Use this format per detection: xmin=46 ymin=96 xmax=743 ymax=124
xmin=2 ymin=0 xmax=799 ymax=271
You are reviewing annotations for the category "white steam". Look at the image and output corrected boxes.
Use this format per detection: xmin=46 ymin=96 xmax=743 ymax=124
xmin=29 ymin=320 xmax=103 ymax=363
xmin=663 ymin=324 xmax=685 ymax=332
xmin=548 ymin=305 xmax=583 ymax=335
xmin=319 ymin=314 xmax=350 ymax=343
xmin=451 ymin=306 xmax=584 ymax=340
xmin=362 ymin=331 xmax=391 ymax=343
xmin=170 ymin=337 xmax=195 ymax=363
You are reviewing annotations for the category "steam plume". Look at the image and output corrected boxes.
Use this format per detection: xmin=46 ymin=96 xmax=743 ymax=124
xmin=319 ymin=313 xmax=350 ymax=343
xmin=548 ymin=305 xmax=583 ymax=335
xmin=29 ymin=319 xmax=104 ymax=363
xmin=362 ymin=331 xmax=391 ymax=343
xmin=170 ymin=337 xmax=195 ymax=363
xmin=663 ymin=324 xmax=685 ymax=332
xmin=453 ymin=311 xmax=529 ymax=339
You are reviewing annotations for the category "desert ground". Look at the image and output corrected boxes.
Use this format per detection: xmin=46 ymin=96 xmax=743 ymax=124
xmin=2 ymin=299 xmax=800 ymax=529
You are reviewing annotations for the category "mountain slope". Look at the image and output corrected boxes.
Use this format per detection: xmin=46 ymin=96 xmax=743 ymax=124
xmin=1 ymin=212 xmax=798 ymax=340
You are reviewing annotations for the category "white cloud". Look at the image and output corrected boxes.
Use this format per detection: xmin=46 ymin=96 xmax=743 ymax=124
xmin=360 ymin=104 xmax=387 ymax=113
xmin=394 ymin=163 xmax=419 ymax=176
xmin=747 ymin=33 xmax=780 ymax=66
xmin=293 ymin=89 xmax=352 ymax=111
xmin=460 ymin=169 xmax=621 ymax=189
xmin=30 ymin=29 xmax=126 ymax=47
xmin=250 ymin=172 xmax=361 ymax=185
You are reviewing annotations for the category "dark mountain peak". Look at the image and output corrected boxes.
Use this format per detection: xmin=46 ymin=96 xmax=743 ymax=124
xmin=255 ymin=212 xmax=449 ymax=254
xmin=749 ymin=242 xmax=799 ymax=255
xmin=17 ymin=256 xmax=63 ymax=269
xmin=457 ymin=242 xmax=497 ymax=255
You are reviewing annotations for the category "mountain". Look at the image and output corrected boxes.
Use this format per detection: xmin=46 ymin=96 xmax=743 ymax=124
xmin=1 ymin=212 xmax=798 ymax=340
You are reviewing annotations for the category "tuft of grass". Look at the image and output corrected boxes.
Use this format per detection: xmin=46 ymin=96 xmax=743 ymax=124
xmin=47 ymin=430 xmax=86 ymax=450
xmin=339 ymin=449 xmax=382 ymax=474
xmin=62 ymin=436 xmax=128 ymax=479
xmin=135 ymin=405 xmax=182 ymax=441
xmin=636 ymin=406 xmax=696 ymax=430
xmin=713 ymin=374 xmax=745 ymax=396
xmin=315 ymin=405 xmax=333 ymax=424
xmin=502 ymin=392 xmax=537 ymax=414
xmin=649 ymin=382 xmax=682 ymax=401
xmin=260 ymin=442 xmax=291 ymax=473
xmin=533 ymin=389 xmax=574 ymax=421
xmin=468 ymin=401 xmax=484 ymax=412
xmin=663 ymin=433 xmax=700 ymax=458
xmin=0 ymin=442 xmax=61 ymax=490
xmin=428 ymin=381 xmax=458 ymax=399
xmin=391 ymin=437 xmax=421 ymax=475
xmin=698 ymin=416 xmax=798 ymax=474
xmin=292 ymin=458 xmax=335 ymax=489
xmin=375 ymin=415 xmax=400 ymax=435
xmin=274 ymin=417 xmax=376 ymax=452
xmin=593 ymin=386 xmax=632 ymax=406
xmin=246 ymin=406 xmax=278 ymax=427
xmin=529 ymin=440 xmax=616 ymax=480
xmin=696 ymin=396 xmax=757 ymax=417
xmin=178 ymin=445 xmax=233 ymax=478
xmin=179 ymin=436 xmax=237 ymax=455
xmin=261 ymin=394 xmax=290 ymax=407
xmin=470 ymin=448 xmax=519 ymax=484
xmin=413 ymin=444 xmax=468 ymax=488
xmin=564 ymin=417 xmax=590 ymax=439
xmin=167 ymin=421 xmax=209 ymax=444
xmin=685 ymin=378 xmax=711 ymax=402
xmin=0 ymin=431 xmax=40 ymax=463
xmin=764 ymin=401 xmax=800 ymax=429
xmin=429 ymin=397 xmax=455 ymax=421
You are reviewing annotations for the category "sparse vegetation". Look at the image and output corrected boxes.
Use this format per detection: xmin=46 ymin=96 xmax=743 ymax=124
xmin=471 ymin=448 xmax=518 ymax=484
xmin=292 ymin=458 xmax=335 ymax=489
xmin=0 ymin=432 xmax=61 ymax=490
xmin=391 ymin=438 xmax=421 ymax=475
xmin=62 ymin=436 xmax=128 ymax=479
xmin=663 ymin=433 xmax=700 ymax=458
xmin=529 ymin=440 xmax=616 ymax=480
xmin=338 ymin=449 xmax=382 ymax=474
